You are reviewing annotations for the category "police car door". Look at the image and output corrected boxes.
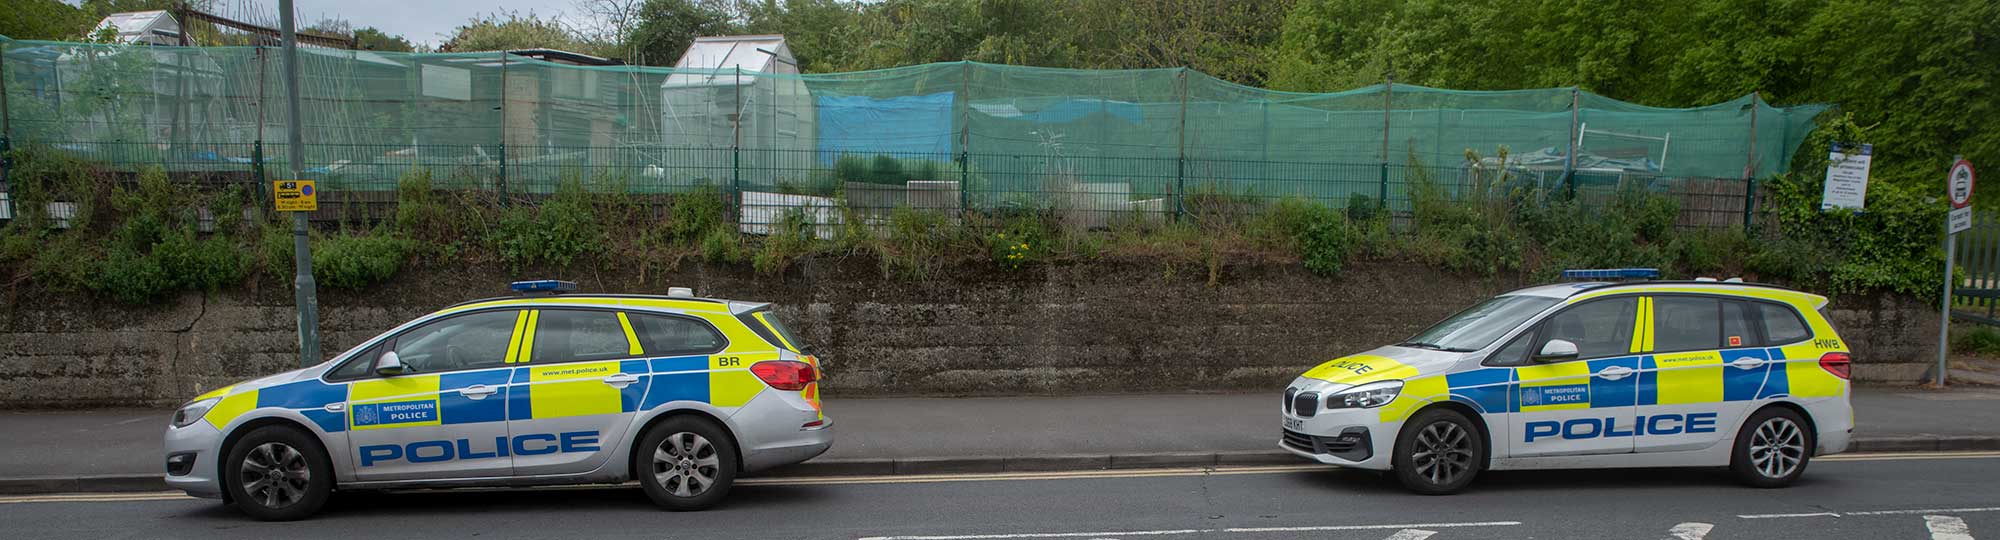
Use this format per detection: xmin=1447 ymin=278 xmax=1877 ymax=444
xmin=1631 ymin=296 xmax=1756 ymax=453
xmin=345 ymin=309 xmax=519 ymax=481
xmin=1506 ymin=296 xmax=1642 ymax=458
xmin=506 ymin=309 xmax=650 ymax=476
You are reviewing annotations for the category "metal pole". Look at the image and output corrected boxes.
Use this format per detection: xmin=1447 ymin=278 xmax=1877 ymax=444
xmin=732 ymin=66 xmax=742 ymax=216
xmin=958 ymin=61 xmax=971 ymax=220
xmin=497 ymin=51 xmax=509 ymax=205
xmin=1745 ymin=92 xmax=1761 ymax=229
xmin=1940 ymin=155 xmax=1965 ymax=386
xmin=1175 ymin=68 xmax=1187 ymax=221
xmin=279 ymin=0 xmax=319 ymax=368
xmin=1379 ymin=66 xmax=1392 ymax=210
xmin=1566 ymin=87 xmax=1578 ymax=196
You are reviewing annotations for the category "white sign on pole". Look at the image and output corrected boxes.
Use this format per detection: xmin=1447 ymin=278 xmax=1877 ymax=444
xmin=1949 ymin=159 xmax=1976 ymax=208
xmin=1820 ymin=143 xmax=1872 ymax=211
xmin=1951 ymin=206 xmax=1974 ymax=234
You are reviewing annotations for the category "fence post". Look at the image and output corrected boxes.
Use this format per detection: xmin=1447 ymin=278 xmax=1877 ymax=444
xmin=1174 ymin=68 xmax=1188 ymax=221
xmin=1742 ymin=91 xmax=1761 ymax=228
xmin=497 ymin=51 xmax=510 ymax=206
xmin=1566 ymin=87 xmax=1579 ymax=199
xmin=958 ymin=61 xmax=971 ymax=223
xmin=252 ymin=140 xmax=266 ymax=207
xmin=1379 ymin=66 xmax=1392 ymax=212
xmin=731 ymin=66 xmax=743 ymax=219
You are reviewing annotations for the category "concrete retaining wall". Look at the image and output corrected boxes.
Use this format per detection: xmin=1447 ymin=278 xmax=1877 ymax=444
xmin=0 ymin=260 xmax=1941 ymax=408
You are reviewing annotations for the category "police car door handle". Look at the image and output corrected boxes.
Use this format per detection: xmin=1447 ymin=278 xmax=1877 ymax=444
xmin=324 ymin=403 xmax=344 ymax=413
xmin=460 ymin=385 xmax=498 ymax=399
xmin=1595 ymin=366 xmax=1635 ymax=380
xmin=603 ymin=374 xmax=640 ymax=387
xmin=1730 ymin=358 xmax=1768 ymax=369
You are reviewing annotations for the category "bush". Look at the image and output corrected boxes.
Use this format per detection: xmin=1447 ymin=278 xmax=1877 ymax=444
xmin=1952 ymin=325 xmax=2000 ymax=356
xmin=868 ymin=155 xmax=905 ymax=184
xmin=752 ymin=209 xmax=819 ymax=275
xmin=314 ymin=232 xmax=410 ymax=289
xmin=490 ymin=178 xmax=605 ymax=269
xmin=666 ymin=186 xmax=728 ymax=244
xmin=700 ymin=228 xmax=746 ymax=264
xmin=1346 ymin=193 xmax=1379 ymax=222
xmin=1251 ymin=198 xmax=1352 ymax=276
xmin=988 ymin=215 xmax=1051 ymax=271
xmin=833 ymin=154 xmax=869 ymax=183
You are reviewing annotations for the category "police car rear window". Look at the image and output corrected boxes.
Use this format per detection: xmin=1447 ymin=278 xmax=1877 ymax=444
xmin=1759 ymin=303 xmax=1812 ymax=345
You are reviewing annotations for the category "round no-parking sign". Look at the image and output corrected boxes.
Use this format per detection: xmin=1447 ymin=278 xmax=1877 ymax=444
xmin=1950 ymin=159 xmax=1976 ymax=209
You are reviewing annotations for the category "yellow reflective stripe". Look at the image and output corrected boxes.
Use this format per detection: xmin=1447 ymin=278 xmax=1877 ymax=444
xmin=753 ymin=312 xmax=796 ymax=351
xmin=192 ymin=385 xmax=235 ymax=402
xmin=527 ymin=361 xmax=622 ymax=418
xmin=1653 ymin=350 xmax=1724 ymax=404
xmin=1629 ymin=297 xmax=1650 ymax=354
xmin=202 ymin=389 xmax=258 ymax=429
xmin=618 ymin=312 xmax=645 ymax=356
xmin=1301 ymin=355 xmax=1422 ymax=385
xmin=1377 ymin=375 xmax=1448 ymax=423
xmin=345 ymin=375 xmax=444 ymax=431
xmin=435 ymin=297 xmax=729 ymax=316
xmin=1571 ymin=285 xmax=1826 ymax=308
xmin=504 ymin=310 xmax=530 ymax=364
xmin=519 ymin=310 xmax=541 ymax=363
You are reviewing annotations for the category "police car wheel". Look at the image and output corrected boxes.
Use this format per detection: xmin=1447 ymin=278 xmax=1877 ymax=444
xmin=1391 ymin=408 xmax=1484 ymax=495
xmin=636 ymin=416 xmax=738 ymax=511
xmin=1730 ymin=407 xmax=1814 ymax=488
xmin=222 ymin=426 xmax=333 ymax=521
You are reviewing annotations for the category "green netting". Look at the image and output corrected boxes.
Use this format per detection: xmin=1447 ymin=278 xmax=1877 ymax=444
xmin=0 ymin=37 xmax=1826 ymax=209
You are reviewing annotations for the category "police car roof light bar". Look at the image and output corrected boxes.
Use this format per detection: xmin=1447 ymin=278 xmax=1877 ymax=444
xmin=1561 ymin=268 xmax=1660 ymax=281
xmin=510 ymin=280 xmax=578 ymax=295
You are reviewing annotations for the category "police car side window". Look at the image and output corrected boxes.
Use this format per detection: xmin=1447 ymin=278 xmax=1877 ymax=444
xmin=1488 ymin=332 xmax=1535 ymax=366
xmin=1652 ymin=297 xmax=1722 ymax=353
xmin=1758 ymin=303 xmax=1812 ymax=345
xmin=530 ymin=309 xmax=636 ymax=364
xmin=629 ymin=313 xmax=726 ymax=355
xmin=326 ymin=343 xmax=383 ymax=381
xmin=1537 ymin=297 xmax=1636 ymax=360
xmin=1721 ymin=300 xmax=1762 ymax=348
xmin=393 ymin=310 xmax=519 ymax=373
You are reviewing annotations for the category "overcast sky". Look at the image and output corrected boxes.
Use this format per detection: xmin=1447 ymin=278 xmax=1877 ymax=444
xmin=291 ymin=0 xmax=579 ymax=46
xmin=64 ymin=0 xmax=586 ymax=48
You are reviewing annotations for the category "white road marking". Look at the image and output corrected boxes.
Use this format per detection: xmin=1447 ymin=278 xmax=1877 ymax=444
xmin=1382 ymin=529 xmax=1436 ymax=540
xmin=1666 ymin=522 xmax=1713 ymax=540
xmin=857 ymin=522 xmax=1519 ymax=540
xmin=1927 ymin=515 xmax=1974 ymax=540
xmin=1738 ymin=507 xmax=2000 ymax=519
xmin=1821 ymin=451 xmax=2000 ymax=462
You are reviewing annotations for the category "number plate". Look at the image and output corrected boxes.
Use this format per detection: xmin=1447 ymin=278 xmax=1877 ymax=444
xmin=1283 ymin=417 xmax=1304 ymax=431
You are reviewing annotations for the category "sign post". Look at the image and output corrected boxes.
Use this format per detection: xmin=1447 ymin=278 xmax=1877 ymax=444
xmin=1939 ymin=157 xmax=1976 ymax=386
xmin=279 ymin=0 xmax=319 ymax=369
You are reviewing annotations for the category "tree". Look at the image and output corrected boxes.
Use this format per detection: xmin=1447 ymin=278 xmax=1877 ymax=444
xmin=437 ymin=11 xmax=588 ymax=54
xmin=0 ymin=0 xmax=93 ymax=41
xmin=626 ymin=0 xmax=738 ymax=65
xmin=354 ymin=27 xmax=415 ymax=52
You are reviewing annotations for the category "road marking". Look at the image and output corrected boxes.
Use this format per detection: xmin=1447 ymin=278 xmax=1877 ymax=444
xmin=1821 ymin=451 xmax=2000 ymax=462
xmin=1928 ymin=515 xmax=1974 ymax=540
xmin=1739 ymin=507 xmax=2000 ymax=519
xmin=9 ymin=450 xmax=2000 ymax=506
xmin=1666 ymin=522 xmax=1713 ymax=539
xmin=858 ymin=522 xmax=1518 ymax=540
xmin=1381 ymin=529 xmax=1436 ymax=540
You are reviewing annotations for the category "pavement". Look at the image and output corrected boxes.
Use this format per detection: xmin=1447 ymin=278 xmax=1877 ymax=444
xmin=3 ymin=385 xmax=1999 ymax=494
xmin=4 ymin=452 xmax=2000 ymax=539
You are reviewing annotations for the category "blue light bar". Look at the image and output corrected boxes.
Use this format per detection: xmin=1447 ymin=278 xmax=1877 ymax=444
xmin=510 ymin=280 xmax=577 ymax=294
xmin=1561 ymin=268 xmax=1660 ymax=280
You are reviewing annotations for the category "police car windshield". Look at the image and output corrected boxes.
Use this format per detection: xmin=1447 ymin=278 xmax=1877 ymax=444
xmin=1401 ymin=295 xmax=1558 ymax=352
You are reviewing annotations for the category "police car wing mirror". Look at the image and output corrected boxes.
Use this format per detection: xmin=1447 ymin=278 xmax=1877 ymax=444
xmin=1535 ymin=339 xmax=1579 ymax=362
xmin=374 ymin=351 xmax=406 ymax=376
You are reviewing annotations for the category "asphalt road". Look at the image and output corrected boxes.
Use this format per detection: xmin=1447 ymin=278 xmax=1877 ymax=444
xmin=4 ymin=452 xmax=1998 ymax=540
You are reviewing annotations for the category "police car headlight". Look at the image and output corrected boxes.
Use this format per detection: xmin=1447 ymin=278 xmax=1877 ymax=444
xmin=1326 ymin=381 xmax=1403 ymax=409
xmin=171 ymin=398 xmax=219 ymax=429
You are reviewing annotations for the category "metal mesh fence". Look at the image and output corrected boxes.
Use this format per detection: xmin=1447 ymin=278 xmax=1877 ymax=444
xmin=0 ymin=37 xmax=1827 ymax=230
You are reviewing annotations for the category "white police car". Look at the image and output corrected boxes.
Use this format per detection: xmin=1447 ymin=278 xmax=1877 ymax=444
xmin=1281 ymin=269 xmax=1853 ymax=494
xmin=164 ymin=281 xmax=830 ymax=520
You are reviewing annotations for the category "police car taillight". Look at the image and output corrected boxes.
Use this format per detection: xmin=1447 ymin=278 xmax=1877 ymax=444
xmin=751 ymin=361 xmax=817 ymax=391
xmin=1819 ymin=352 xmax=1852 ymax=380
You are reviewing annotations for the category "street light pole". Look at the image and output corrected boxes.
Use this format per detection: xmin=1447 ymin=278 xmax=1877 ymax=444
xmin=279 ymin=0 xmax=319 ymax=368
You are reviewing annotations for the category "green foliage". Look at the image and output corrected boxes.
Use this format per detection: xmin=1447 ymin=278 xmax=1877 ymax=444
xmin=752 ymin=209 xmax=819 ymax=275
xmin=665 ymin=186 xmax=729 ymax=244
xmin=1406 ymin=152 xmax=1526 ymax=276
xmin=1254 ymin=198 xmax=1352 ymax=277
xmin=1345 ymin=193 xmax=1379 ymax=222
xmin=0 ymin=0 xmax=95 ymax=41
xmin=988 ymin=215 xmax=1051 ymax=271
xmin=700 ymin=228 xmax=746 ymax=264
xmin=438 ymin=11 xmax=597 ymax=55
xmin=1952 ymin=325 xmax=2000 ymax=356
xmin=625 ymin=0 xmax=736 ymax=65
xmin=490 ymin=178 xmax=607 ymax=269
xmin=868 ymin=155 xmax=905 ymax=185
xmin=313 ymin=232 xmax=411 ymax=290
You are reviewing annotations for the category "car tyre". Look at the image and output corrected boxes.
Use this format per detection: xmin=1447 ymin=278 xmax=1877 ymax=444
xmin=1731 ymin=407 xmax=1814 ymax=488
xmin=221 ymin=425 xmax=334 ymax=521
xmin=1391 ymin=408 xmax=1484 ymax=495
xmin=635 ymin=415 xmax=739 ymax=511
